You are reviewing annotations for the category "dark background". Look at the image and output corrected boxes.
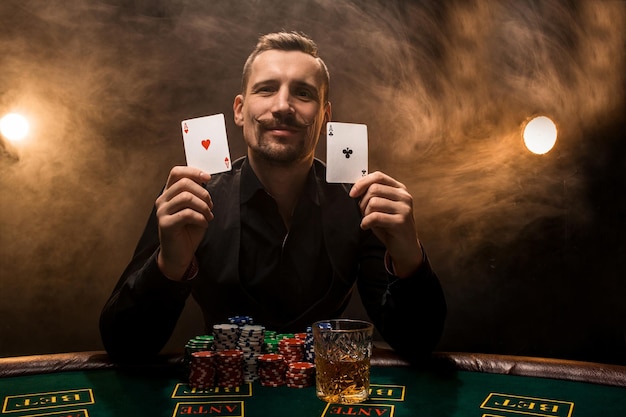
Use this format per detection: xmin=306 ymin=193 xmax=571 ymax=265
xmin=1 ymin=0 xmax=624 ymax=365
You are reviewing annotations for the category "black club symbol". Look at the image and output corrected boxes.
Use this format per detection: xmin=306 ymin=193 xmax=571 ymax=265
xmin=343 ymin=147 xmax=353 ymax=158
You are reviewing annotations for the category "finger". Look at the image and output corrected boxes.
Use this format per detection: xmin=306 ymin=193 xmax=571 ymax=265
xmin=359 ymin=187 xmax=414 ymax=233
xmin=358 ymin=182 xmax=410 ymax=216
xmin=361 ymin=193 xmax=404 ymax=215
xmin=349 ymin=171 xmax=402 ymax=198
xmin=165 ymin=166 xmax=211 ymax=190
xmin=361 ymin=201 xmax=411 ymax=229
xmin=360 ymin=211 xmax=406 ymax=231
xmin=161 ymin=177 xmax=213 ymax=209
xmin=159 ymin=206 xmax=214 ymax=231
xmin=158 ymin=189 xmax=214 ymax=223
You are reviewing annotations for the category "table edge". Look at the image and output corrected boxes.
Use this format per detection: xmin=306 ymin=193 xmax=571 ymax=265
xmin=1 ymin=349 xmax=625 ymax=388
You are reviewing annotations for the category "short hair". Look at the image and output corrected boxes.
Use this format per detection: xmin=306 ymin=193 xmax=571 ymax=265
xmin=241 ymin=31 xmax=330 ymax=104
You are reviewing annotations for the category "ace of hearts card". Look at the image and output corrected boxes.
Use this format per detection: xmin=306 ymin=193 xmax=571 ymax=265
xmin=181 ymin=113 xmax=232 ymax=174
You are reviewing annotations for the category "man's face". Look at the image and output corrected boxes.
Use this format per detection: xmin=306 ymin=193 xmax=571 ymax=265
xmin=233 ymin=50 xmax=331 ymax=166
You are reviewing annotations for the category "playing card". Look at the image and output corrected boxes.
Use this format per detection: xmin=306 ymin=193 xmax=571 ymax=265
xmin=181 ymin=113 xmax=232 ymax=174
xmin=326 ymin=122 xmax=368 ymax=183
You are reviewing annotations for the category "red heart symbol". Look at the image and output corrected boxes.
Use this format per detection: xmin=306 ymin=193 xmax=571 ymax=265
xmin=201 ymin=139 xmax=211 ymax=150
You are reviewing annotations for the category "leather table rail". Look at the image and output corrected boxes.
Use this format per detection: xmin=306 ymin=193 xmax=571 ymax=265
xmin=0 ymin=351 xmax=181 ymax=378
xmin=1 ymin=349 xmax=625 ymax=387
xmin=430 ymin=351 xmax=626 ymax=387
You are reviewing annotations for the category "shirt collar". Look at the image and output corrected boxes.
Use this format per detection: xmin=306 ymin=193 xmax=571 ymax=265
xmin=240 ymin=157 xmax=320 ymax=206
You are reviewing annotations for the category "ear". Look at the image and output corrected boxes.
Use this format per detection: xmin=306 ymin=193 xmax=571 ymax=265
xmin=323 ymin=101 xmax=332 ymax=125
xmin=233 ymin=94 xmax=244 ymax=126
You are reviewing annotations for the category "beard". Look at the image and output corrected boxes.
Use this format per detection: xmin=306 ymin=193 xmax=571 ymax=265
xmin=247 ymin=114 xmax=321 ymax=166
xmin=250 ymin=139 xmax=310 ymax=165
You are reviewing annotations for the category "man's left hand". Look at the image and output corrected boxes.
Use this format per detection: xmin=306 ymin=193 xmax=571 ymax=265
xmin=349 ymin=171 xmax=424 ymax=278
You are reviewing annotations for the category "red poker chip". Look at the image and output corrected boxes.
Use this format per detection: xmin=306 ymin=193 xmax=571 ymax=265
xmin=280 ymin=338 xmax=304 ymax=346
xmin=261 ymin=380 xmax=285 ymax=387
xmin=258 ymin=353 xmax=285 ymax=362
xmin=286 ymin=375 xmax=314 ymax=382
xmin=286 ymin=382 xmax=312 ymax=388
xmin=289 ymin=362 xmax=315 ymax=371
xmin=287 ymin=374 xmax=313 ymax=380
xmin=288 ymin=371 xmax=313 ymax=377
xmin=192 ymin=351 xmax=216 ymax=359
xmin=218 ymin=349 xmax=244 ymax=357
xmin=258 ymin=370 xmax=285 ymax=377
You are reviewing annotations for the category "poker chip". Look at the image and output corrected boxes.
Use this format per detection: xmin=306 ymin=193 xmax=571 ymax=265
xmin=316 ymin=321 xmax=333 ymax=330
xmin=181 ymin=316 xmax=323 ymax=390
xmin=257 ymin=353 xmax=287 ymax=386
xmin=286 ymin=361 xmax=315 ymax=388
xmin=263 ymin=337 xmax=279 ymax=353
xmin=213 ymin=323 xmax=240 ymax=351
xmin=229 ymin=315 xmax=255 ymax=326
xmin=237 ymin=324 xmax=265 ymax=382
xmin=215 ymin=349 xmax=244 ymax=387
xmin=189 ymin=350 xmax=216 ymax=390
xmin=304 ymin=326 xmax=315 ymax=363
xmin=278 ymin=338 xmax=305 ymax=363
xmin=184 ymin=335 xmax=215 ymax=378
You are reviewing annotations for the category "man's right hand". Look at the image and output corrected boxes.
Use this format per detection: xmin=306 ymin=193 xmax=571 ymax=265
xmin=155 ymin=166 xmax=213 ymax=280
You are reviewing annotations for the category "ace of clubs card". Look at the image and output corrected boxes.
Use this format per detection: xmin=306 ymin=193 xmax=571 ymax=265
xmin=181 ymin=113 xmax=232 ymax=174
xmin=326 ymin=122 xmax=368 ymax=183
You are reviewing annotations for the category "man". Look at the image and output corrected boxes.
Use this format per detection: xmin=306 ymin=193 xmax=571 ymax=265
xmin=100 ymin=31 xmax=446 ymax=363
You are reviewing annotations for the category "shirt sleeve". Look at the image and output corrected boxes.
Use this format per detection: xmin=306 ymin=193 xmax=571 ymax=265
xmin=357 ymin=240 xmax=447 ymax=364
xmin=99 ymin=207 xmax=193 ymax=362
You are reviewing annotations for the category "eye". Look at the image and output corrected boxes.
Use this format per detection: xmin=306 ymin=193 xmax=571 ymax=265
xmin=295 ymin=87 xmax=317 ymax=101
xmin=252 ymin=83 xmax=277 ymax=95
xmin=297 ymin=89 xmax=311 ymax=97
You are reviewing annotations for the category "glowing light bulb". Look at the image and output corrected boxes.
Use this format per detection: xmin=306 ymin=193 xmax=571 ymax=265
xmin=0 ymin=113 xmax=30 ymax=142
xmin=523 ymin=116 xmax=557 ymax=155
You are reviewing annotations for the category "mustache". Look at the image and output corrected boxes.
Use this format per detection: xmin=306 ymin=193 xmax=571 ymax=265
xmin=254 ymin=115 xmax=315 ymax=129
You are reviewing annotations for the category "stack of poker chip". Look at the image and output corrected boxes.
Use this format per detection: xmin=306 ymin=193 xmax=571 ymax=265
xmin=187 ymin=334 xmax=215 ymax=351
xmin=303 ymin=326 xmax=315 ymax=363
xmin=286 ymin=361 xmax=316 ymax=388
xmin=212 ymin=323 xmax=240 ymax=350
xmin=278 ymin=337 xmax=305 ymax=363
xmin=189 ymin=351 xmax=216 ymax=390
xmin=183 ymin=316 xmax=320 ymax=389
xmin=263 ymin=333 xmax=279 ymax=353
xmin=185 ymin=335 xmax=214 ymax=358
xmin=237 ymin=324 xmax=266 ymax=382
xmin=257 ymin=353 xmax=288 ymax=386
xmin=184 ymin=335 xmax=215 ymax=377
xmin=228 ymin=315 xmax=255 ymax=326
xmin=215 ymin=349 xmax=244 ymax=387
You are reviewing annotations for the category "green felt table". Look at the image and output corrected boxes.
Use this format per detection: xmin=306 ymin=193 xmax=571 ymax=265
xmin=1 ymin=350 xmax=625 ymax=417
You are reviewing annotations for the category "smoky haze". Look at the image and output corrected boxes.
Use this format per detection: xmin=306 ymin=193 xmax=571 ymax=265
xmin=0 ymin=0 xmax=624 ymax=362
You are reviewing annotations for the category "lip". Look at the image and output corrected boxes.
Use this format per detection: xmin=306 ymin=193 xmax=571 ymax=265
xmin=268 ymin=124 xmax=299 ymax=131
xmin=264 ymin=125 xmax=301 ymax=137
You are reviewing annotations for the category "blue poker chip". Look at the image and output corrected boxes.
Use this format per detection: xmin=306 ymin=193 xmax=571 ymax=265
xmin=228 ymin=315 xmax=255 ymax=326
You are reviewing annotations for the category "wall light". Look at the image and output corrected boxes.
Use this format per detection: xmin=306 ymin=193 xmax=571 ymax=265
xmin=522 ymin=115 xmax=557 ymax=155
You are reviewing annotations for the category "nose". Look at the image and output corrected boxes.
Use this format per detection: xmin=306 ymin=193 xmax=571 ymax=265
xmin=271 ymin=86 xmax=294 ymax=116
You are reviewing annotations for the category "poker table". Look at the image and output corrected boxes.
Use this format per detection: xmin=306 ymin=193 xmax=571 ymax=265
xmin=1 ymin=348 xmax=625 ymax=417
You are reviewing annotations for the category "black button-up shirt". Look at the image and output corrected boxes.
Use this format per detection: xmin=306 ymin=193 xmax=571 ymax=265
xmin=239 ymin=161 xmax=333 ymax=318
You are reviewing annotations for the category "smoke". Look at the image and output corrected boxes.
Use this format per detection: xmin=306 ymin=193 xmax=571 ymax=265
xmin=0 ymin=0 xmax=624 ymax=355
